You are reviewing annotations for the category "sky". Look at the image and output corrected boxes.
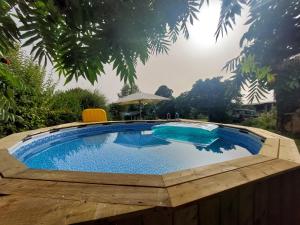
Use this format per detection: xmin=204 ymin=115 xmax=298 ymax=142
xmin=27 ymin=0 xmax=273 ymax=103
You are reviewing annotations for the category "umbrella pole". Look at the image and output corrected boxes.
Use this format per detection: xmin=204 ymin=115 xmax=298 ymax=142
xmin=139 ymin=100 xmax=142 ymax=120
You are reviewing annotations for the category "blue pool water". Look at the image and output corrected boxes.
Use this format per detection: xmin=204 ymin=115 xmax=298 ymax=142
xmin=11 ymin=122 xmax=262 ymax=175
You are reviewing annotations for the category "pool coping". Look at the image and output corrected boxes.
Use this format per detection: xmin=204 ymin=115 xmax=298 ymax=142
xmin=0 ymin=119 xmax=300 ymax=209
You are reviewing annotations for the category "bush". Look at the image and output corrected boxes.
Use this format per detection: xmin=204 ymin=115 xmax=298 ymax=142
xmin=50 ymin=88 xmax=107 ymax=117
xmin=0 ymin=48 xmax=108 ymax=137
xmin=0 ymin=47 xmax=54 ymax=136
xmin=241 ymin=110 xmax=277 ymax=131
xmin=45 ymin=110 xmax=80 ymax=126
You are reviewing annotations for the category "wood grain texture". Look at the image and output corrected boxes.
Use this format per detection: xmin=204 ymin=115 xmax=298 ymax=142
xmin=267 ymin=176 xmax=281 ymax=225
xmin=280 ymin=172 xmax=295 ymax=225
xmin=0 ymin=195 xmax=152 ymax=225
xmin=254 ymin=181 xmax=269 ymax=225
xmin=220 ymin=190 xmax=238 ymax=225
xmin=259 ymin=138 xmax=279 ymax=158
xmin=238 ymin=184 xmax=254 ymax=225
xmin=142 ymin=208 xmax=173 ymax=225
xmin=163 ymin=155 xmax=274 ymax=187
xmin=13 ymin=169 xmax=165 ymax=187
xmin=167 ymin=159 xmax=298 ymax=207
xmin=0 ymin=149 xmax=27 ymax=176
xmin=173 ymin=205 xmax=198 ymax=225
xmin=0 ymin=178 xmax=171 ymax=206
xmin=1 ymin=120 xmax=300 ymax=225
xmin=198 ymin=197 xmax=220 ymax=225
xmin=278 ymin=138 xmax=300 ymax=163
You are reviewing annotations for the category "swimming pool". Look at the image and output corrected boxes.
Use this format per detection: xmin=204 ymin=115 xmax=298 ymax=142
xmin=11 ymin=122 xmax=263 ymax=175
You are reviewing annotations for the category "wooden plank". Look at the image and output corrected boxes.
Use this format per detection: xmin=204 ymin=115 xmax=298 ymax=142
xmin=113 ymin=216 xmax=143 ymax=225
xmin=220 ymin=189 xmax=238 ymax=225
xmin=259 ymin=138 xmax=279 ymax=158
xmin=293 ymin=169 xmax=300 ymax=223
xmin=163 ymin=155 xmax=274 ymax=187
xmin=198 ymin=196 xmax=220 ymax=225
xmin=142 ymin=208 xmax=173 ymax=225
xmin=278 ymin=138 xmax=300 ymax=163
xmin=0 ymin=178 xmax=171 ymax=207
xmin=291 ymin=169 xmax=300 ymax=225
xmin=254 ymin=180 xmax=269 ymax=225
xmin=0 ymin=149 xmax=27 ymax=177
xmin=173 ymin=204 xmax=198 ymax=225
xmin=267 ymin=176 xmax=281 ymax=225
xmin=0 ymin=194 xmax=152 ymax=225
xmin=167 ymin=159 xmax=299 ymax=207
xmin=280 ymin=171 xmax=296 ymax=225
xmin=12 ymin=169 xmax=165 ymax=187
xmin=238 ymin=184 xmax=254 ymax=225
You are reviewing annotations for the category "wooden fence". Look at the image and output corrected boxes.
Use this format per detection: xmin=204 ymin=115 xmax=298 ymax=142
xmin=78 ymin=169 xmax=300 ymax=225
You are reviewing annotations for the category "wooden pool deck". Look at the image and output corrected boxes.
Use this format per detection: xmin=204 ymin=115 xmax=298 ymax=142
xmin=1 ymin=120 xmax=300 ymax=225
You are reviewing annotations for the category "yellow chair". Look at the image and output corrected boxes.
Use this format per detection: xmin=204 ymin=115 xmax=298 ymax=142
xmin=82 ymin=108 xmax=107 ymax=122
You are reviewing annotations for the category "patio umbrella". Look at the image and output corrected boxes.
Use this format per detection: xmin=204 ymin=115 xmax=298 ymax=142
xmin=115 ymin=92 xmax=170 ymax=119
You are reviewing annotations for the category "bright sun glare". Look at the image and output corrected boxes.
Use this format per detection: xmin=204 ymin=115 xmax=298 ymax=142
xmin=188 ymin=1 xmax=221 ymax=49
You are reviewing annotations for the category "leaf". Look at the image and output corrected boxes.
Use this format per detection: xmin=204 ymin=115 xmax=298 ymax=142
xmin=22 ymin=35 xmax=40 ymax=47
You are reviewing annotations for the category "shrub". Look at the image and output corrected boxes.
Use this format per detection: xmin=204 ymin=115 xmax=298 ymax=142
xmin=46 ymin=110 xmax=80 ymax=126
xmin=0 ymin=48 xmax=108 ymax=137
xmin=50 ymin=88 xmax=107 ymax=118
xmin=241 ymin=110 xmax=277 ymax=131
xmin=0 ymin=47 xmax=53 ymax=136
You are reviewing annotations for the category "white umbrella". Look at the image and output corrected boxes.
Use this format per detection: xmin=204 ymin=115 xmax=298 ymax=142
xmin=115 ymin=91 xmax=170 ymax=119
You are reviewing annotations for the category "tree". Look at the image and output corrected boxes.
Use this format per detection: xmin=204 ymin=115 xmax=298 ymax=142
xmin=118 ymin=83 xmax=139 ymax=98
xmin=154 ymin=85 xmax=174 ymax=118
xmin=274 ymin=59 xmax=300 ymax=130
xmin=187 ymin=77 xmax=239 ymax=122
xmin=51 ymin=88 xmax=107 ymax=116
xmin=155 ymin=85 xmax=173 ymax=98
xmin=113 ymin=83 xmax=139 ymax=119
xmin=175 ymin=92 xmax=192 ymax=118
xmin=224 ymin=0 xmax=300 ymax=102
xmin=221 ymin=0 xmax=300 ymax=130
xmin=0 ymin=47 xmax=53 ymax=135
xmin=1 ymin=0 xmax=269 ymax=85
xmin=1 ymin=0 xmax=205 ymax=84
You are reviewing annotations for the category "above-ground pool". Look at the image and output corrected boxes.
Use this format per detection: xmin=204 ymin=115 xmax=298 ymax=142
xmin=10 ymin=122 xmax=263 ymax=175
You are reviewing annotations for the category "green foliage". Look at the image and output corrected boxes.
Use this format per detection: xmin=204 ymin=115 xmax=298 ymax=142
xmin=1 ymin=0 xmax=206 ymax=84
xmin=0 ymin=48 xmax=108 ymax=137
xmin=2 ymin=0 xmax=270 ymax=85
xmin=154 ymin=85 xmax=174 ymax=118
xmin=0 ymin=64 xmax=22 ymax=122
xmin=187 ymin=77 xmax=239 ymax=122
xmin=0 ymin=0 xmax=19 ymax=55
xmin=118 ymin=83 xmax=139 ymax=98
xmin=222 ymin=0 xmax=300 ymax=130
xmin=111 ymin=83 xmax=140 ymax=119
xmin=50 ymin=88 xmax=107 ymax=117
xmin=174 ymin=92 xmax=192 ymax=118
xmin=241 ymin=110 xmax=277 ymax=131
xmin=153 ymin=78 xmax=240 ymax=122
xmin=0 ymin=48 xmax=53 ymax=136
xmin=224 ymin=0 xmax=300 ymax=104
xmin=226 ymin=55 xmax=273 ymax=103
xmin=275 ymin=60 xmax=300 ymax=130
xmin=155 ymin=85 xmax=173 ymax=98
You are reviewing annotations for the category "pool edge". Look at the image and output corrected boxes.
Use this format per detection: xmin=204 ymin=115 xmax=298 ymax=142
xmin=1 ymin=120 xmax=300 ymax=224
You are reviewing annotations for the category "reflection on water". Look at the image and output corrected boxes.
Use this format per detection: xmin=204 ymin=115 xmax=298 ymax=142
xmin=114 ymin=131 xmax=170 ymax=148
xmin=21 ymin=129 xmax=254 ymax=175
xmin=195 ymin=138 xmax=237 ymax=154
